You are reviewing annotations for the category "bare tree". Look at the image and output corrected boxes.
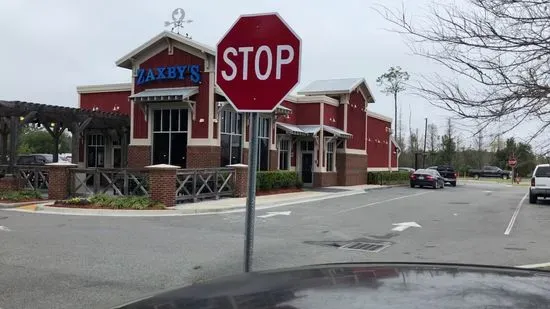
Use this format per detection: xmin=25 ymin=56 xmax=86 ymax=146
xmin=376 ymin=1 xmax=550 ymax=146
xmin=428 ymin=123 xmax=438 ymax=153
xmin=377 ymin=66 xmax=410 ymax=139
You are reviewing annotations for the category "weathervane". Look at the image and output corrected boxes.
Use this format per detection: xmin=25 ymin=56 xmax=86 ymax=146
xmin=165 ymin=8 xmax=193 ymax=38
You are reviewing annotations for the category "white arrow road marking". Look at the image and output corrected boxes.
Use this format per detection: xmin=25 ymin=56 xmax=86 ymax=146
xmin=258 ymin=211 xmax=291 ymax=218
xmin=391 ymin=222 xmax=422 ymax=232
xmin=0 ymin=225 xmax=11 ymax=232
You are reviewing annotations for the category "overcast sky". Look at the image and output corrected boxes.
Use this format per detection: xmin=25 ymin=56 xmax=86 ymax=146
xmin=0 ymin=0 xmax=523 ymax=148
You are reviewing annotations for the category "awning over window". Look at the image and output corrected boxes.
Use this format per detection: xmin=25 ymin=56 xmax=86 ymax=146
xmin=276 ymin=123 xmax=352 ymax=139
xmin=276 ymin=122 xmax=309 ymax=136
xmin=129 ymin=87 xmax=198 ymax=103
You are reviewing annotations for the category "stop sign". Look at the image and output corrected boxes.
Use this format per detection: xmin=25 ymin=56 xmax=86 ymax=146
xmin=216 ymin=13 xmax=301 ymax=112
xmin=508 ymin=159 xmax=517 ymax=167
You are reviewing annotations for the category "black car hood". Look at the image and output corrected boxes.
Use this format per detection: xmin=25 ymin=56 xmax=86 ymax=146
xmin=113 ymin=263 xmax=550 ymax=309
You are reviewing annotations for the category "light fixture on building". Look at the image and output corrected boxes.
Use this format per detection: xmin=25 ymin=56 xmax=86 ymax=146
xmin=113 ymin=105 xmax=120 ymax=111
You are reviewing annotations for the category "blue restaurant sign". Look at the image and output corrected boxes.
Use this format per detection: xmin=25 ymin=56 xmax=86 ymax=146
xmin=136 ymin=64 xmax=201 ymax=85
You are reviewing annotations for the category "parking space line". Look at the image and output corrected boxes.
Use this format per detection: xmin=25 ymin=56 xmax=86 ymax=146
xmin=504 ymin=193 xmax=528 ymax=235
xmin=335 ymin=191 xmax=430 ymax=215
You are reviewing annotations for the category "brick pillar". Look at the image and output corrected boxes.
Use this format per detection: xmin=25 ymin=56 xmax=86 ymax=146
xmin=229 ymin=164 xmax=248 ymax=198
xmin=47 ymin=162 xmax=77 ymax=200
xmin=0 ymin=175 xmax=21 ymax=191
xmin=146 ymin=164 xmax=179 ymax=208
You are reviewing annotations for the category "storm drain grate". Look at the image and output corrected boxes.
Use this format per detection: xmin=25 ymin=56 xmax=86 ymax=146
xmin=339 ymin=241 xmax=391 ymax=253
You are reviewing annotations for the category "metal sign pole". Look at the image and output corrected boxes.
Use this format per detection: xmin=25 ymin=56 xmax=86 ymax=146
xmin=244 ymin=112 xmax=259 ymax=272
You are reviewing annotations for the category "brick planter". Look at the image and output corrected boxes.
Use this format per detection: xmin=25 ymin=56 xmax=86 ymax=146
xmin=146 ymin=164 xmax=179 ymax=208
xmin=47 ymin=162 xmax=77 ymax=200
xmin=229 ymin=164 xmax=248 ymax=198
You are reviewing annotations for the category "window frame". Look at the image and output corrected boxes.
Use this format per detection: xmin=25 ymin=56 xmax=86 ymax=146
xmin=325 ymin=139 xmax=336 ymax=172
xmin=152 ymin=108 xmax=189 ymax=166
xmin=220 ymin=109 xmax=243 ymax=166
xmin=278 ymin=137 xmax=291 ymax=170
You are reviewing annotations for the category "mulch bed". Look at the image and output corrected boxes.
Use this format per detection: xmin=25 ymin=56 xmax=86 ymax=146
xmin=52 ymin=202 xmax=166 ymax=210
xmin=257 ymin=188 xmax=303 ymax=196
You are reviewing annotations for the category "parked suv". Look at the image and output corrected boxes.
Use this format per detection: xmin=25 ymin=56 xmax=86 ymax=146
xmin=16 ymin=154 xmax=54 ymax=165
xmin=529 ymin=164 xmax=550 ymax=204
xmin=427 ymin=165 xmax=457 ymax=187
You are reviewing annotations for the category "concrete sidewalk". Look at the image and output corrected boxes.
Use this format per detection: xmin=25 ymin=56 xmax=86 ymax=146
xmin=6 ymin=184 xmax=397 ymax=217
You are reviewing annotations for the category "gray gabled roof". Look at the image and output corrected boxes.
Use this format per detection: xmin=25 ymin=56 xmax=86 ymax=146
xmin=297 ymin=78 xmax=375 ymax=103
xmin=116 ymin=31 xmax=215 ymax=69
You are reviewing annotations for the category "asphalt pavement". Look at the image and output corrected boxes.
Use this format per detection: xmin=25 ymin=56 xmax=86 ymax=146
xmin=1 ymin=181 xmax=549 ymax=308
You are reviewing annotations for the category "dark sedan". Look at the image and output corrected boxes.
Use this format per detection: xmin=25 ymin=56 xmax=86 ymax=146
xmin=410 ymin=169 xmax=445 ymax=189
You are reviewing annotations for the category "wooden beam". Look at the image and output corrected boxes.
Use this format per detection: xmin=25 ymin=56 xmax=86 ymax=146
xmin=8 ymin=116 xmax=18 ymax=173
xmin=19 ymin=111 xmax=37 ymax=127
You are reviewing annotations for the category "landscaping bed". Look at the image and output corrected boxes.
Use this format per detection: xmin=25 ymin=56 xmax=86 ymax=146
xmin=257 ymin=187 xmax=303 ymax=196
xmin=0 ymin=190 xmax=43 ymax=203
xmin=54 ymin=195 xmax=165 ymax=210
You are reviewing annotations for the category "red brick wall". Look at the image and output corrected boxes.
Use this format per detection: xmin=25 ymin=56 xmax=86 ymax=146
xmin=0 ymin=176 xmax=21 ymax=191
xmin=128 ymin=145 xmax=151 ymax=168
xmin=347 ymin=92 xmax=366 ymax=150
xmin=313 ymin=172 xmax=338 ymax=187
xmin=336 ymin=153 xmax=367 ymax=186
xmin=232 ymin=165 xmax=248 ymax=197
xmin=80 ymin=91 xmax=131 ymax=115
xmin=187 ymin=146 xmax=220 ymax=168
xmin=148 ymin=168 xmax=176 ymax=207
xmin=47 ymin=166 xmax=73 ymax=200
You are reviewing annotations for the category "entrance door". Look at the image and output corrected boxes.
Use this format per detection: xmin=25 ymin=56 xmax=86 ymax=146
xmin=301 ymin=153 xmax=313 ymax=184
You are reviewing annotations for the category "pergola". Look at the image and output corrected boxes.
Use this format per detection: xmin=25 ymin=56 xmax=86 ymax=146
xmin=0 ymin=100 xmax=130 ymax=171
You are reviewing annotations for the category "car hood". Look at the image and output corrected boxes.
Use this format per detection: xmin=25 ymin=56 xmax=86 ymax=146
xmin=113 ymin=263 xmax=550 ymax=309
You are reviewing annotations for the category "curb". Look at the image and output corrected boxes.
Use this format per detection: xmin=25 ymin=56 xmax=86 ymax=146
xmin=0 ymin=200 xmax=53 ymax=209
xmin=6 ymin=185 xmax=395 ymax=217
xmin=515 ymin=262 xmax=550 ymax=269
xmin=364 ymin=184 xmax=407 ymax=191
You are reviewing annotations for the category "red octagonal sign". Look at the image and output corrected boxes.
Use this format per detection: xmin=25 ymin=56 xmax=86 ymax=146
xmin=216 ymin=13 xmax=301 ymax=112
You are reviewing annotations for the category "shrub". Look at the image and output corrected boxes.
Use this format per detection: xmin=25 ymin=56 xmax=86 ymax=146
xmin=0 ymin=190 xmax=41 ymax=202
xmin=366 ymin=171 xmax=410 ymax=185
xmin=86 ymin=194 xmax=164 ymax=209
xmin=256 ymin=171 xmax=302 ymax=191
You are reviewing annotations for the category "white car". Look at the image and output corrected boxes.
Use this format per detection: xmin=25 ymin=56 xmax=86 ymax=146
xmin=529 ymin=164 xmax=550 ymax=204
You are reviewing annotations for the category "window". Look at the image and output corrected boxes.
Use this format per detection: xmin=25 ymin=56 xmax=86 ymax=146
xmin=279 ymin=139 xmax=290 ymax=170
xmin=87 ymin=134 xmax=105 ymax=168
xmin=220 ymin=110 xmax=243 ymax=166
xmin=258 ymin=117 xmax=270 ymax=171
xmin=152 ymin=108 xmax=188 ymax=167
xmin=301 ymin=141 xmax=314 ymax=151
xmin=112 ymin=136 xmax=122 ymax=168
xmin=326 ymin=141 xmax=335 ymax=172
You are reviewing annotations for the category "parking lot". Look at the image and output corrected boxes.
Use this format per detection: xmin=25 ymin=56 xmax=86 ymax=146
xmin=1 ymin=181 xmax=549 ymax=308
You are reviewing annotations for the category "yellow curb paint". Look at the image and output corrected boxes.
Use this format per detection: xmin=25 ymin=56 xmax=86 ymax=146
xmin=17 ymin=204 xmax=37 ymax=211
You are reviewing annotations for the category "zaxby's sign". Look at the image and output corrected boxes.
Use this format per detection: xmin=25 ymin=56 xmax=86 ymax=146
xmin=136 ymin=64 xmax=201 ymax=86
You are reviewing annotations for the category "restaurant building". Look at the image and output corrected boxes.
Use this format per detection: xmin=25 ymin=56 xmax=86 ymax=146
xmin=77 ymin=31 xmax=399 ymax=187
